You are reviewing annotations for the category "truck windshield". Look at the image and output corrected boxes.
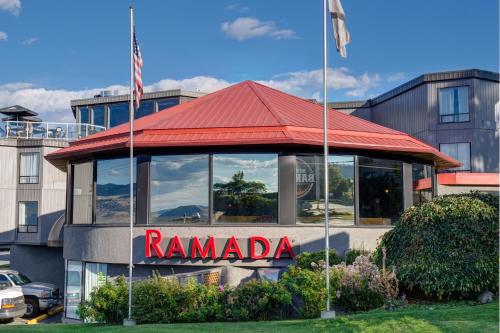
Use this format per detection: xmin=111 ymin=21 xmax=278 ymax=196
xmin=7 ymin=273 xmax=31 ymax=286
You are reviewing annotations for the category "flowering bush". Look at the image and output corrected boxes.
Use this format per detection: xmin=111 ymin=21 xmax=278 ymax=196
xmin=333 ymin=256 xmax=399 ymax=312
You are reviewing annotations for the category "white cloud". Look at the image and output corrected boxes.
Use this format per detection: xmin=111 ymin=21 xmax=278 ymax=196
xmin=0 ymin=68 xmax=387 ymax=123
xmin=22 ymin=37 xmax=38 ymax=46
xmin=221 ymin=17 xmax=297 ymax=41
xmin=0 ymin=0 xmax=21 ymax=15
xmin=225 ymin=3 xmax=249 ymax=13
xmin=258 ymin=67 xmax=380 ymax=99
xmin=0 ymin=32 xmax=7 ymax=41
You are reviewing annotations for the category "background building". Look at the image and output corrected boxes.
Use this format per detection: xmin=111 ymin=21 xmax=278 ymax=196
xmin=71 ymin=89 xmax=204 ymax=129
xmin=330 ymin=69 xmax=499 ymax=194
xmin=0 ymin=105 xmax=105 ymax=289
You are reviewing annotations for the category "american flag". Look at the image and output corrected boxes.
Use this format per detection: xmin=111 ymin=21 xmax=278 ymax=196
xmin=133 ymin=29 xmax=143 ymax=109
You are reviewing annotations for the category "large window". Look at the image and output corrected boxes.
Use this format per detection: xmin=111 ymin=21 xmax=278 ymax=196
xmin=412 ymin=163 xmax=433 ymax=204
xmin=91 ymin=105 xmax=106 ymax=127
xmin=150 ymin=155 xmax=209 ymax=224
xmin=79 ymin=107 xmax=89 ymax=124
xmin=95 ymin=158 xmax=136 ymax=224
xmin=108 ymin=103 xmax=129 ymax=128
xmin=72 ymin=161 xmax=93 ymax=225
xmin=439 ymin=86 xmax=469 ymax=123
xmin=213 ymin=154 xmax=278 ymax=223
xmin=136 ymin=100 xmax=155 ymax=119
xmin=439 ymin=143 xmax=471 ymax=171
xmin=156 ymin=98 xmax=179 ymax=112
xmin=18 ymin=201 xmax=38 ymax=233
xmin=65 ymin=261 xmax=82 ymax=320
xmin=84 ymin=263 xmax=107 ymax=301
xmin=296 ymin=155 xmax=355 ymax=225
xmin=358 ymin=157 xmax=403 ymax=225
xmin=19 ymin=152 xmax=39 ymax=184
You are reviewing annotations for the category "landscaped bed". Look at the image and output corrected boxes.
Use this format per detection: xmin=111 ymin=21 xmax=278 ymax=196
xmin=2 ymin=301 xmax=498 ymax=333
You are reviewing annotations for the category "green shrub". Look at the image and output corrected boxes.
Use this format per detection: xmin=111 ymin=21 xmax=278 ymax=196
xmin=345 ymin=247 xmax=371 ymax=265
xmin=226 ymin=279 xmax=291 ymax=321
xmin=78 ymin=276 xmax=128 ymax=323
xmin=375 ymin=194 xmax=499 ymax=299
xmin=280 ymin=265 xmax=342 ymax=318
xmin=296 ymin=250 xmax=342 ymax=270
xmin=133 ymin=272 xmax=225 ymax=324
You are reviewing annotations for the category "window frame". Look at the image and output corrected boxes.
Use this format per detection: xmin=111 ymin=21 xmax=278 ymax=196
xmin=439 ymin=142 xmax=472 ymax=172
xmin=19 ymin=152 xmax=40 ymax=184
xmin=17 ymin=201 xmax=39 ymax=233
xmin=438 ymin=86 xmax=471 ymax=124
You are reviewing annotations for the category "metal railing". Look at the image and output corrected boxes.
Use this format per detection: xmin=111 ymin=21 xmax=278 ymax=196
xmin=0 ymin=121 xmax=106 ymax=141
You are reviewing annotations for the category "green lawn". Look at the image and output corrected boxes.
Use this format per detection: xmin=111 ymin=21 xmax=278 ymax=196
xmin=3 ymin=301 xmax=498 ymax=333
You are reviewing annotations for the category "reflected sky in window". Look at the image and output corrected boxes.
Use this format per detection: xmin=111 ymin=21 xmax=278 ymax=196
xmin=150 ymin=155 xmax=209 ymax=223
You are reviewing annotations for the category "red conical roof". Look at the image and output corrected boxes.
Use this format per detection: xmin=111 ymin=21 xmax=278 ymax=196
xmin=48 ymin=81 xmax=460 ymax=169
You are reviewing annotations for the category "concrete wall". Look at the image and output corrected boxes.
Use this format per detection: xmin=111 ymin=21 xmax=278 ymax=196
xmin=63 ymin=225 xmax=390 ymax=268
xmin=10 ymin=244 xmax=65 ymax=290
xmin=0 ymin=141 xmax=18 ymax=244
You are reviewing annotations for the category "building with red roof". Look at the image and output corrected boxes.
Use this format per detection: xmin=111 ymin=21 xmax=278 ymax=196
xmin=46 ymin=80 xmax=461 ymax=320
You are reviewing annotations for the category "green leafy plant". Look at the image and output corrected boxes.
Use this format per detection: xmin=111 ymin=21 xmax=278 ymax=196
xmin=296 ymin=249 xmax=342 ymax=270
xmin=78 ymin=276 xmax=128 ymax=323
xmin=374 ymin=194 xmax=499 ymax=299
xmin=280 ymin=265 xmax=342 ymax=318
xmin=345 ymin=247 xmax=371 ymax=265
xmin=226 ymin=279 xmax=291 ymax=321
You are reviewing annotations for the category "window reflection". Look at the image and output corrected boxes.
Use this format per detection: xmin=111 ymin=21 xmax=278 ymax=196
xmin=109 ymin=103 xmax=129 ymax=127
xmin=359 ymin=157 xmax=402 ymax=225
xmin=79 ymin=107 xmax=89 ymax=124
xmin=136 ymin=100 xmax=154 ymax=119
xmin=150 ymin=155 xmax=209 ymax=224
xmin=213 ymin=154 xmax=278 ymax=223
xmin=72 ymin=161 xmax=93 ymax=225
xmin=156 ymin=98 xmax=179 ymax=112
xmin=412 ymin=163 xmax=433 ymax=204
xmin=95 ymin=158 xmax=136 ymax=224
xmin=92 ymin=106 xmax=105 ymax=127
xmin=296 ymin=155 xmax=355 ymax=225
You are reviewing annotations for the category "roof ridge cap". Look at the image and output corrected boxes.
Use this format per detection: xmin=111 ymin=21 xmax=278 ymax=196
xmin=246 ymin=81 xmax=286 ymax=126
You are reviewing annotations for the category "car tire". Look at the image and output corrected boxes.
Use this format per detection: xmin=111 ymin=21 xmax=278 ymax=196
xmin=23 ymin=296 xmax=39 ymax=319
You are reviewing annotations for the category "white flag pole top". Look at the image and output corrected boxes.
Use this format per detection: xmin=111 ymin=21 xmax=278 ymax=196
xmin=328 ymin=0 xmax=351 ymax=58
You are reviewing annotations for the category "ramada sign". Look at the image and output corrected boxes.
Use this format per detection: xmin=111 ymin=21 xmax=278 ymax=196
xmin=145 ymin=229 xmax=295 ymax=260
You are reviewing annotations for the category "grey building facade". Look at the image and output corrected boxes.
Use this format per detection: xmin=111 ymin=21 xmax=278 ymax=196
xmin=329 ymin=69 xmax=499 ymax=194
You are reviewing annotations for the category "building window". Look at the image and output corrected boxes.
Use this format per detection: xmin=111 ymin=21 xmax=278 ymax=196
xmin=136 ymin=100 xmax=155 ymax=119
xmin=156 ymin=98 xmax=179 ymax=112
xmin=358 ymin=157 xmax=403 ymax=225
xmin=150 ymin=155 xmax=209 ymax=224
xmin=72 ymin=161 xmax=93 ymax=225
xmin=91 ymin=106 xmax=106 ymax=127
xmin=19 ymin=152 xmax=40 ymax=184
xmin=439 ymin=86 xmax=470 ymax=123
xmin=108 ymin=103 xmax=129 ymax=128
xmin=296 ymin=155 xmax=355 ymax=225
xmin=213 ymin=154 xmax=278 ymax=224
xmin=95 ymin=158 xmax=136 ymax=224
xmin=439 ymin=143 xmax=471 ymax=171
xmin=84 ymin=263 xmax=107 ymax=301
xmin=18 ymin=201 xmax=38 ymax=233
xmin=65 ymin=260 xmax=82 ymax=320
xmin=412 ymin=163 xmax=433 ymax=204
xmin=79 ymin=107 xmax=90 ymax=124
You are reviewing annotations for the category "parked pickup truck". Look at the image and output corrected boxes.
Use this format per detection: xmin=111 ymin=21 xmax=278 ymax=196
xmin=0 ymin=286 xmax=26 ymax=322
xmin=0 ymin=270 xmax=60 ymax=318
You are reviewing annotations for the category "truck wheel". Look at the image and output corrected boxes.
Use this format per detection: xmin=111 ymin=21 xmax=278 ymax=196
xmin=23 ymin=297 xmax=40 ymax=319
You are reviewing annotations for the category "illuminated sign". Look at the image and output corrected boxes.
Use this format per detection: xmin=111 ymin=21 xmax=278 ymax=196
xmin=145 ymin=229 xmax=295 ymax=260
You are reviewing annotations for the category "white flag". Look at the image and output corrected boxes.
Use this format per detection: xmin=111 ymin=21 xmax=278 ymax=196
xmin=328 ymin=0 xmax=351 ymax=58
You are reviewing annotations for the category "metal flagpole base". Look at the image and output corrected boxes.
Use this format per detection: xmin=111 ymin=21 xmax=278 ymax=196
xmin=321 ymin=310 xmax=336 ymax=320
xmin=123 ymin=319 xmax=136 ymax=326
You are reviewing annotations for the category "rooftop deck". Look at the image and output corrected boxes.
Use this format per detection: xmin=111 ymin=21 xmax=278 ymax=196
xmin=0 ymin=121 xmax=106 ymax=141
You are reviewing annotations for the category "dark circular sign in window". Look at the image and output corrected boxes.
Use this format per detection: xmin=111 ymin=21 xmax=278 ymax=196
xmin=296 ymin=158 xmax=316 ymax=199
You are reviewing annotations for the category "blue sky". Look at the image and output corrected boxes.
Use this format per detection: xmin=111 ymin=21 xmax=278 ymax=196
xmin=0 ymin=0 xmax=498 ymax=121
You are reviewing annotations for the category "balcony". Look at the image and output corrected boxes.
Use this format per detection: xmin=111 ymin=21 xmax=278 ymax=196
xmin=0 ymin=121 xmax=106 ymax=141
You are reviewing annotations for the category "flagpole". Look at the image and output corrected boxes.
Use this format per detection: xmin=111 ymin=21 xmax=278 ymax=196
xmin=124 ymin=4 xmax=136 ymax=327
xmin=321 ymin=0 xmax=333 ymax=319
